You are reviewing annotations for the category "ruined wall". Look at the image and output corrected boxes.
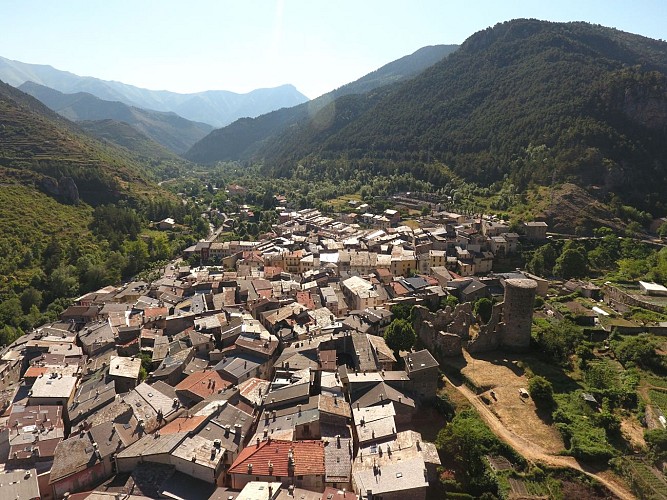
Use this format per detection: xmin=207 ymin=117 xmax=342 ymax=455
xmin=412 ymin=306 xmax=463 ymax=359
xmin=413 ymin=280 xmax=537 ymax=358
xmin=466 ymin=303 xmax=502 ymax=353
xmin=603 ymin=283 xmax=666 ymax=314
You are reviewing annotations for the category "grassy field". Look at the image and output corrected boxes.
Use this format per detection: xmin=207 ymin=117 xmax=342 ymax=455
xmin=323 ymin=193 xmax=362 ymax=212
xmin=459 ymin=350 xmax=566 ymax=453
xmin=648 ymin=389 xmax=667 ymax=413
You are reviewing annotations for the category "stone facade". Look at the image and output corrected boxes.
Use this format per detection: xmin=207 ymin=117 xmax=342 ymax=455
xmin=500 ymin=279 xmax=536 ymax=350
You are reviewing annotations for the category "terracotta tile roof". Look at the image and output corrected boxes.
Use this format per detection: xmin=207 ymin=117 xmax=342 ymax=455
xmin=24 ymin=366 xmax=48 ymax=378
xmin=296 ymin=291 xmax=316 ymax=310
xmin=389 ymin=281 xmax=409 ymax=296
xmin=264 ymin=266 xmax=283 ymax=279
xmin=229 ymin=439 xmax=324 ymax=477
xmin=175 ymin=370 xmax=231 ymax=400
xmin=159 ymin=415 xmax=207 ymax=435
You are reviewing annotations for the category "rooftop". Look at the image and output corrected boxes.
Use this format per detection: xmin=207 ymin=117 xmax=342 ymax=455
xmin=353 ymin=457 xmax=428 ymax=495
xmin=404 ymin=349 xmax=439 ymax=372
xmin=109 ymin=355 xmax=141 ymax=379
xmin=229 ymin=439 xmax=325 ymax=477
xmin=0 ymin=469 xmax=40 ymax=499
xmin=30 ymin=374 xmax=78 ymax=399
xmin=175 ymin=370 xmax=231 ymax=401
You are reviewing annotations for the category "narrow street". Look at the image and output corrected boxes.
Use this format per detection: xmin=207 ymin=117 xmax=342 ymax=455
xmin=443 ymin=374 xmax=636 ymax=500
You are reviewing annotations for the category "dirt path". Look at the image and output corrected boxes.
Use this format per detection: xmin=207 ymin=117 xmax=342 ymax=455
xmin=444 ymin=374 xmax=636 ymax=500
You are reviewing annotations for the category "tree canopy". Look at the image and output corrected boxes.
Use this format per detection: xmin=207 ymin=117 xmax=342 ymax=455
xmin=384 ymin=319 xmax=416 ymax=354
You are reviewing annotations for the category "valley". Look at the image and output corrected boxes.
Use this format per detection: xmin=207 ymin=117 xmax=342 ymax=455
xmin=1 ymin=17 xmax=667 ymax=500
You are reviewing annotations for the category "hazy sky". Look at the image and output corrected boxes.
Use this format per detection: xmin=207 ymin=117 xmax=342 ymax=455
xmin=1 ymin=0 xmax=665 ymax=99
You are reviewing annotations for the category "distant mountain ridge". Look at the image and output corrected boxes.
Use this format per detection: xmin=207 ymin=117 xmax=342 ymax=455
xmin=19 ymin=81 xmax=212 ymax=154
xmin=0 ymin=56 xmax=309 ymax=127
xmin=185 ymin=44 xmax=458 ymax=163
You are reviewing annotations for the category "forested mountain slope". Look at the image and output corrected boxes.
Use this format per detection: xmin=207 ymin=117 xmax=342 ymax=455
xmin=185 ymin=44 xmax=458 ymax=163
xmin=0 ymin=80 xmax=199 ymax=344
xmin=260 ymin=20 xmax=667 ymax=215
xmin=19 ymin=81 xmax=213 ymax=154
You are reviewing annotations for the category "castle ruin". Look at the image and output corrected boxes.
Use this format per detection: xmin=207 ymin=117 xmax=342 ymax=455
xmin=413 ymin=278 xmax=537 ymax=361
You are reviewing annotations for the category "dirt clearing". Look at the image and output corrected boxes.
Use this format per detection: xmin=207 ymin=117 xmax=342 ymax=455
xmin=458 ymin=350 xmax=565 ymax=454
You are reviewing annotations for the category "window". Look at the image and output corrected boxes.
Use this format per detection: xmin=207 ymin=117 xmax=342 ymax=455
xmin=297 ymin=475 xmax=303 ymax=480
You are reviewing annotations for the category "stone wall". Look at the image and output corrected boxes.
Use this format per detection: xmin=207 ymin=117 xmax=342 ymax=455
xmin=603 ymin=284 xmax=667 ymax=314
xmin=467 ymin=302 xmax=502 ymax=353
xmin=412 ymin=306 xmax=463 ymax=359
xmin=412 ymin=280 xmax=537 ymax=359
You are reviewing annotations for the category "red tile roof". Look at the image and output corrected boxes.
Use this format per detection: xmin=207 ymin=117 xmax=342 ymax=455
xmin=159 ymin=415 xmax=207 ymax=435
xmin=296 ymin=291 xmax=316 ymax=311
xmin=389 ymin=281 xmax=409 ymax=296
xmin=229 ymin=439 xmax=324 ymax=477
xmin=175 ymin=370 xmax=230 ymax=399
xmin=24 ymin=366 xmax=49 ymax=378
xmin=264 ymin=266 xmax=283 ymax=279
xmin=144 ymin=307 xmax=169 ymax=319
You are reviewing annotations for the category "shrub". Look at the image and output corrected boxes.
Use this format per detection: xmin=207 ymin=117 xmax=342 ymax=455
xmin=528 ymin=375 xmax=554 ymax=405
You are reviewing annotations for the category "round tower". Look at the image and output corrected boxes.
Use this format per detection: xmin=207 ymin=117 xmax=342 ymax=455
xmin=501 ymin=278 xmax=537 ymax=350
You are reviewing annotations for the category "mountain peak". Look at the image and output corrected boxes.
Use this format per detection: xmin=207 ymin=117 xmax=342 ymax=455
xmin=0 ymin=56 xmax=308 ymax=127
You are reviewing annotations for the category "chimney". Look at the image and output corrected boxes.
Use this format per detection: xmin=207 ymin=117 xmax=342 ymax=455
xmin=256 ymin=437 xmax=260 ymax=447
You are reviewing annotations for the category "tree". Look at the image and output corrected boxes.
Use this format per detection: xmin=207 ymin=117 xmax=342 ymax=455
xmin=527 ymin=243 xmax=557 ymax=277
xmin=390 ymin=303 xmax=412 ymax=321
xmin=553 ymin=248 xmax=588 ymax=279
xmin=123 ymin=239 xmax=149 ymax=277
xmin=0 ymin=298 xmax=23 ymax=328
xmin=442 ymin=294 xmax=459 ymax=309
xmin=533 ymin=319 xmax=582 ymax=365
xmin=49 ymin=265 xmax=79 ymax=300
xmin=645 ymin=429 xmax=667 ymax=463
xmin=20 ymin=287 xmax=42 ymax=313
xmin=528 ymin=376 xmax=554 ymax=405
xmin=384 ymin=319 xmax=416 ymax=354
xmin=474 ymin=298 xmax=493 ymax=323
xmin=613 ymin=335 xmax=657 ymax=368
xmin=435 ymin=409 xmax=502 ymax=495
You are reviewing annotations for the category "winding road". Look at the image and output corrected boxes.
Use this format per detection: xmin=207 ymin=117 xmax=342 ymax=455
xmin=443 ymin=374 xmax=636 ymax=500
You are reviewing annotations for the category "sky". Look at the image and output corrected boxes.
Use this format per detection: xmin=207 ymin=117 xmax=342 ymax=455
xmin=1 ymin=0 xmax=666 ymax=99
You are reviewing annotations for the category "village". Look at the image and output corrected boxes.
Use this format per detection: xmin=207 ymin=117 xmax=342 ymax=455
xmin=1 ymin=192 xmax=666 ymax=500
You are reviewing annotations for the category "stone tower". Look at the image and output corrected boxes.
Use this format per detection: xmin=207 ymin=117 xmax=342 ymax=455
xmin=500 ymin=278 xmax=537 ymax=350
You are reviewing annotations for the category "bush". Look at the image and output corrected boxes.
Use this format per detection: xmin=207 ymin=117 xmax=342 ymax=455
xmin=645 ymin=428 xmax=667 ymax=463
xmin=528 ymin=375 xmax=554 ymax=405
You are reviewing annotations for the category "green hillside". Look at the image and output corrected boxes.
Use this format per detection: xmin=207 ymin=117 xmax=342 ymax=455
xmin=78 ymin=119 xmax=179 ymax=159
xmin=0 ymin=80 xmax=202 ymax=345
xmin=185 ymin=44 xmax=458 ymax=163
xmin=20 ymin=81 xmax=213 ymax=154
xmin=256 ymin=20 xmax=667 ymax=216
